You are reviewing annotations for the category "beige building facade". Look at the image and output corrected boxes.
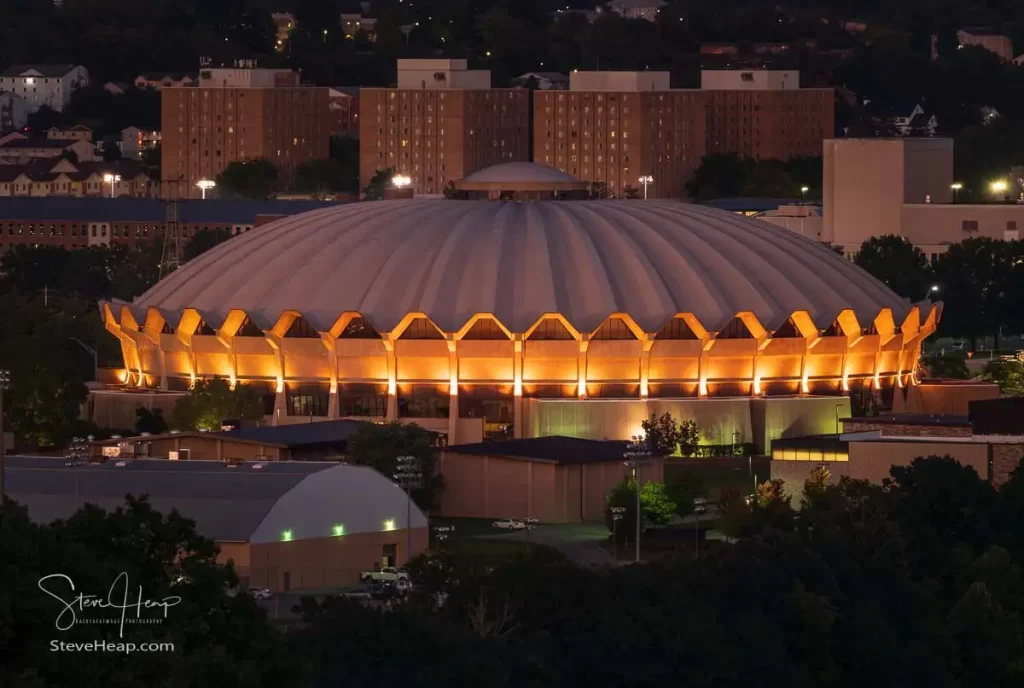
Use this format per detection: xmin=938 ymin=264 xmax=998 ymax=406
xmin=822 ymin=138 xmax=1024 ymax=256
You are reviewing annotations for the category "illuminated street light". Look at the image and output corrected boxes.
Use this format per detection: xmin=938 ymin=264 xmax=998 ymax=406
xmin=990 ymin=179 xmax=1009 ymax=198
xmin=951 ymin=182 xmax=963 ymax=203
xmin=392 ymin=174 xmax=412 ymax=188
xmin=196 ymin=178 xmax=216 ymax=199
xmin=800 ymin=185 xmax=809 ymax=203
xmin=924 ymin=284 xmax=940 ymax=301
xmin=637 ymin=175 xmax=653 ymax=200
xmin=623 ymin=438 xmax=653 ymax=563
xmin=102 ymin=173 xmax=121 ymax=198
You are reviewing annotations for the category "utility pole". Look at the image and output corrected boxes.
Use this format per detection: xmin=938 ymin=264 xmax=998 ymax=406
xmin=394 ymin=455 xmax=423 ymax=566
xmin=623 ymin=438 xmax=653 ymax=563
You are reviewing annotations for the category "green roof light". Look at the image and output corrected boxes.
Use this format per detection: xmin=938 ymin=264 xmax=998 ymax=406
xmin=332 ymin=524 xmax=345 ymax=537
xmin=281 ymin=529 xmax=293 ymax=542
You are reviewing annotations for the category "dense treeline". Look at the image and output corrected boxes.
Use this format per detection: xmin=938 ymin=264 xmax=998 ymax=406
xmin=8 ymin=456 xmax=1024 ymax=685
xmin=853 ymin=235 xmax=1024 ymax=348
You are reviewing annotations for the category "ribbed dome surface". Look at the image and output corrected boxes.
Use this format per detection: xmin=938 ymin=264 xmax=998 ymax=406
xmin=134 ymin=200 xmax=909 ymax=334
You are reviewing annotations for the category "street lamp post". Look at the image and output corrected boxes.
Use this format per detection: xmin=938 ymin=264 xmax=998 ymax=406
xmin=623 ymin=438 xmax=653 ymax=563
xmin=951 ymin=182 xmax=963 ymax=203
xmin=0 ymin=369 xmax=9 ymax=506
xmin=638 ymin=175 xmax=653 ymax=200
xmin=196 ymin=179 xmax=216 ymax=200
xmin=103 ymin=173 xmax=121 ymax=198
xmin=392 ymin=174 xmax=412 ymax=189
xmin=990 ymin=180 xmax=1009 ymax=200
xmin=393 ymin=455 xmax=423 ymax=566
xmin=800 ymin=185 xmax=809 ymax=204
xmin=923 ymin=284 xmax=940 ymax=302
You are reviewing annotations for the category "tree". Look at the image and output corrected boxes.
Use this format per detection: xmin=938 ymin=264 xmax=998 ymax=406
xmin=135 ymin=407 xmax=168 ymax=434
xmin=346 ymin=421 xmax=444 ymax=510
xmin=295 ymin=158 xmax=350 ymax=195
xmin=854 ymin=234 xmax=932 ymax=300
xmin=981 ymin=359 xmax=1024 ymax=395
xmin=216 ymin=159 xmax=278 ymax=199
xmin=640 ymin=481 xmax=677 ymax=526
xmin=170 ymin=377 xmax=265 ymax=431
xmin=638 ymin=411 xmax=699 ymax=457
xmin=921 ymin=353 xmax=971 ymax=379
xmin=0 ymin=497 xmax=297 ymax=686
xmin=590 ymin=181 xmax=613 ymax=199
xmin=934 ymin=238 xmax=1011 ymax=349
xmin=620 ymin=184 xmax=640 ymax=200
xmin=604 ymin=477 xmax=676 ymax=541
xmin=183 ymin=228 xmax=233 ymax=261
xmin=362 ymin=167 xmax=394 ymax=200
xmin=101 ymin=138 xmax=121 ymax=162
xmin=685 ymin=153 xmax=752 ymax=200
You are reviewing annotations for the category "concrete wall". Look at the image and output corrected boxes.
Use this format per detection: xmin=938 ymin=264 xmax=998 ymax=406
xmin=436 ymin=451 xmax=664 ymax=522
xmin=87 ymin=390 xmax=187 ymax=430
xmin=249 ymin=528 xmax=428 ymax=591
xmin=524 ymin=396 xmax=847 ymax=453
xmin=823 ymin=138 xmax=953 ymax=250
xmin=772 ymin=439 xmax=990 ymax=502
xmin=900 ymin=204 xmax=1024 ymax=256
xmin=894 ymin=382 xmax=1000 ymax=415
xmin=841 ymin=420 xmax=972 ymax=437
xmin=570 ymin=71 xmax=671 ymax=91
xmin=700 ymin=70 xmax=799 ymax=90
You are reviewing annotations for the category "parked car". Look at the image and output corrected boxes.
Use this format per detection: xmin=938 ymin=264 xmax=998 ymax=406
xmin=492 ymin=518 xmax=526 ymax=530
xmin=247 ymin=587 xmax=273 ymax=600
xmin=340 ymin=586 xmax=372 ymax=601
xmin=360 ymin=566 xmax=410 ymax=583
xmin=370 ymin=582 xmax=401 ymax=601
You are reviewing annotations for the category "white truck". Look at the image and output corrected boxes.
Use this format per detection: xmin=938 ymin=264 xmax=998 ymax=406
xmin=360 ymin=566 xmax=410 ymax=583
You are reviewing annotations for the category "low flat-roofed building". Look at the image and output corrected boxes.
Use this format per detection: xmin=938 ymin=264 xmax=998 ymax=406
xmin=6 ymin=456 xmax=428 ymax=591
xmin=439 ymin=436 xmax=664 ymax=522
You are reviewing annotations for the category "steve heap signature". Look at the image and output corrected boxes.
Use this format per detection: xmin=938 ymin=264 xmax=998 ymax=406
xmin=38 ymin=572 xmax=182 ymax=638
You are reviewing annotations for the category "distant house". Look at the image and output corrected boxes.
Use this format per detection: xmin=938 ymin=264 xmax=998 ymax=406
xmin=134 ymin=73 xmax=198 ymax=90
xmin=957 ymin=27 xmax=1014 ymax=62
xmin=0 ymin=91 xmax=34 ymax=131
xmin=340 ymin=13 xmax=377 ymax=40
xmin=46 ymin=124 xmax=93 ymax=142
xmin=0 ymin=156 xmax=157 ymax=198
xmin=888 ymin=103 xmax=938 ymax=136
xmin=0 ymin=64 xmax=89 ymax=112
xmin=512 ymin=72 xmax=569 ymax=90
xmin=0 ymin=134 xmax=98 ymax=164
xmin=119 ymin=126 xmax=161 ymax=160
xmin=599 ymin=0 xmax=666 ymax=21
xmin=103 ymin=81 xmax=129 ymax=96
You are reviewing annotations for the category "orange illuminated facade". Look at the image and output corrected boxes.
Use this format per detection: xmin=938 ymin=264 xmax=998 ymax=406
xmin=101 ymin=306 xmax=941 ymax=444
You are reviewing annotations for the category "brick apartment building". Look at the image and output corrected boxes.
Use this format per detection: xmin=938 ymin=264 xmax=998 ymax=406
xmin=700 ymin=69 xmax=833 ymax=161
xmin=534 ymin=72 xmax=707 ymax=199
xmin=0 ymin=197 xmax=339 ymax=255
xmin=161 ymin=67 xmax=329 ymax=199
xmin=534 ymin=69 xmax=833 ymax=198
xmin=359 ymin=59 xmax=529 ymax=196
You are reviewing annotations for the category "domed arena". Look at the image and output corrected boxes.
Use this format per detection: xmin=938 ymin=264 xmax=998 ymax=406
xmin=102 ymin=176 xmax=940 ymax=448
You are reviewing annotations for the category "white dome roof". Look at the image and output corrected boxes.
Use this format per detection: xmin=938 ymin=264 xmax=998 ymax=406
xmin=462 ymin=162 xmax=580 ymax=184
xmin=132 ymin=199 xmax=909 ymax=334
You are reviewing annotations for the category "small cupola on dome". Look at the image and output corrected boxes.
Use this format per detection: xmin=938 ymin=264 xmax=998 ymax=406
xmin=451 ymin=162 xmax=591 ymax=201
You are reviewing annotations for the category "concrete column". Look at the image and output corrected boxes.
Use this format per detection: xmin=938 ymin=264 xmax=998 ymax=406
xmin=513 ymin=337 xmax=524 ymax=439
xmin=577 ymin=337 xmax=589 ymax=398
xmin=328 ymin=391 xmax=339 ymax=418
xmin=639 ymin=337 xmax=654 ymax=398
xmin=158 ymin=349 xmax=168 ymax=390
xmin=273 ymin=391 xmax=286 ymax=425
xmin=447 ymin=340 xmax=458 ymax=442
xmin=385 ymin=339 xmax=398 ymax=421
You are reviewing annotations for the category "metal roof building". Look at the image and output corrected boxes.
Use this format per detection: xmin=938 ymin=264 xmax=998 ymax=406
xmin=6 ymin=456 xmax=428 ymax=591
